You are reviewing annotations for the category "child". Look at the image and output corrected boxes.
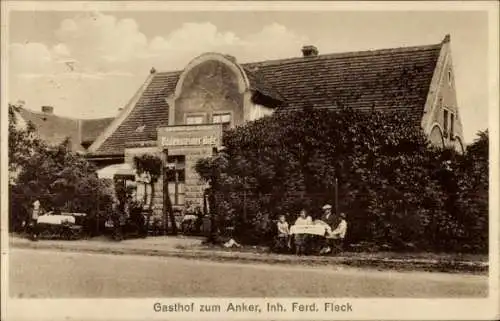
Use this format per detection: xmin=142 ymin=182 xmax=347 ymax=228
xmin=275 ymin=215 xmax=290 ymax=252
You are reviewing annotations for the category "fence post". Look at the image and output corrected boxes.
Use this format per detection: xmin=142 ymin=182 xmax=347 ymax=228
xmin=96 ymin=193 xmax=100 ymax=236
xmin=335 ymin=177 xmax=339 ymax=216
xmin=243 ymin=190 xmax=247 ymax=221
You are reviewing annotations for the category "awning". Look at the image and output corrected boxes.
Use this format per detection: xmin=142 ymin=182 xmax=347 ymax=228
xmin=97 ymin=163 xmax=136 ymax=179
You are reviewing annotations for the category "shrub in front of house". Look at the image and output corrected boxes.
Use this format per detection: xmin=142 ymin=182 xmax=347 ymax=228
xmin=196 ymin=107 xmax=488 ymax=253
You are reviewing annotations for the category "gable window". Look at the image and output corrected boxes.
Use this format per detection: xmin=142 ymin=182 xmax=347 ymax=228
xmin=443 ymin=109 xmax=449 ymax=138
xmin=213 ymin=112 xmax=232 ymax=130
xmin=447 ymin=70 xmax=452 ymax=87
xmin=186 ymin=115 xmax=204 ymax=125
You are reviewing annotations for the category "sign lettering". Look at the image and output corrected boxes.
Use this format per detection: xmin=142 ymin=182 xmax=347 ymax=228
xmin=161 ymin=136 xmax=219 ymax=147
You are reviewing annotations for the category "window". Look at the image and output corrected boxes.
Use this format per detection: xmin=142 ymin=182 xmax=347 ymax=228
xmin=186 ymin=115 xmax=204 ymax=125
xmin=450 ymin=113 xmax=455 ymax=140
xmin=447 ymin=70 xmax=452 ymax=86
xmin=443 ymin=109 xmax=449 ymax=137
xmin=213 ymin=112 xmax=231 ymax=130
xmin=213 ymin=113 xmax=231 ymax=124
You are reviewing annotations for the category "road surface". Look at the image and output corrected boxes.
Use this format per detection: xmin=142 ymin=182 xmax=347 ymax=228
xmin=9 ymin=248 xmax=487 ymax=298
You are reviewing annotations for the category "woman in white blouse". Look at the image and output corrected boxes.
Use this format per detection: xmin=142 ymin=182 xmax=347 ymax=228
xmin=293 ymin=209 xmax=312 ymax=255
xmin=294 ymin=209 xmax=313 ymax=226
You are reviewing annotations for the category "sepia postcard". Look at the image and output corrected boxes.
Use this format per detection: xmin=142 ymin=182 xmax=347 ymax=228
xmin=1 ymin=1 xmax=499 ymax=320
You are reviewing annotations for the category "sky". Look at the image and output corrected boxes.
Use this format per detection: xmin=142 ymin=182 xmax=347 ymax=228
xmin=7 ymin=9 xmax=491 ymax=144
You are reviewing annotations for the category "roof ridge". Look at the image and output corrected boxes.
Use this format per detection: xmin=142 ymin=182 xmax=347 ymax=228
xmin=152 ymin=42 xmax=443 ymax=75
xmin=155 ymin=70 xmax=183 ymax=76
xmin=19 ymin=107 xmax=80 ymax=121
xmin=20 ymin=107 xmax=114 ymax=122
xmin=80 ymin=116 xmax=116 ymax=121
xmin=242 ymin=43 xmax=443 ymax=68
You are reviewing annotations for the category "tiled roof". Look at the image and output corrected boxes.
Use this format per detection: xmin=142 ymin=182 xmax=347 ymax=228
xmin=17 ymin=108 xmax=113 ymax=152
xmin=243 ymin=67 xmax=285 ymax=103
xmin=96 ymin=71 xmax=180 ymax=155
xmin=81 ymin=117 xmax=115 ymax=145
xmin=17 ymin=108 xmax=83 ymax=152
xmin=242 ymin=44 xmax=441 ymax=119
xmin=94 ymin=41 xmax=443 ymax=156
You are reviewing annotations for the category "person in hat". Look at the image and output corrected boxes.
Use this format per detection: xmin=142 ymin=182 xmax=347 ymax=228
xmin=320 ymin=204 xmax=337 ymax=229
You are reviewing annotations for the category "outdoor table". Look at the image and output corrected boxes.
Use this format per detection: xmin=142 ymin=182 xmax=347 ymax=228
xmin=37 ymin=214 xmax=76 ymax=225
xmin=290 ymin=224 xmax=329 ymax=254
xmin=290 ymin=224 xmax=328 ymax=236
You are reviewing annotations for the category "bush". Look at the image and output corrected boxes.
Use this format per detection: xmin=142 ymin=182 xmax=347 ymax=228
xmin=196 ymin=108 xmax=488 ymax=253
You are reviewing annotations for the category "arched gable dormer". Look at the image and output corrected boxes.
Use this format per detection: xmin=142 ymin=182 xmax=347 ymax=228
xmin=168 ymin=53 xmax=251 ymax=128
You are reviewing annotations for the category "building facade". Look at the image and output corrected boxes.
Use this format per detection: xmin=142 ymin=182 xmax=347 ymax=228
xmin=88 ymin=34 xmax=465 ymax=215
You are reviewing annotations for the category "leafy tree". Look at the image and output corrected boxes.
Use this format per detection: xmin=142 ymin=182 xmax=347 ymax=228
xmin=133 ymin=154 xmax=177 ymax=234
xmin=8 ymin=105 xmax=113 ymax=233
xmin=11 ymin=138 xmax=113 ymax=225
xmin=454 ymin=130 xmax=489 ymax=252
xmin=133 ymin=154 xmax=162 ymax=210
xmin=8 ymin=103 xmax=46 ymax=181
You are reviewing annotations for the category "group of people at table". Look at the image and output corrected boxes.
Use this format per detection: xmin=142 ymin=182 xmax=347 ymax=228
xmin=275 ymin=204 xmax=348 ymax=255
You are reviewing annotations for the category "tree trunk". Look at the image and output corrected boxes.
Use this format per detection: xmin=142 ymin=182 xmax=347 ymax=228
xmin=145 ymin=180 xmax=155 ymax=236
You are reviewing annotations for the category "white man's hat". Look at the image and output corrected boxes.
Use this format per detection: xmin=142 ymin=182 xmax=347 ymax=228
xmin=322 ymin=204 xmax=332 ymax=210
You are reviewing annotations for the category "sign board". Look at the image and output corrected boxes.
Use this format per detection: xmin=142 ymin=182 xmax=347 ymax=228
xmin=157 ymin=124 xmax=223 ymax=148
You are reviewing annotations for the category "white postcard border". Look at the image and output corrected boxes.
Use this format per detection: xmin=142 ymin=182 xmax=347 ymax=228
xmin=1 ymin=1 xmax=499 ymax=321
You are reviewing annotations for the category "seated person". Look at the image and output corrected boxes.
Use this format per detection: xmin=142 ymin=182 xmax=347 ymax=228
xmin=322 ymin=212 xmax=348 ymax=254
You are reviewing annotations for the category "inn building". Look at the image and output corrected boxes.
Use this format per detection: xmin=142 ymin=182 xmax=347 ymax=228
xmin=87 ymin=34 xmax=465 ymax=216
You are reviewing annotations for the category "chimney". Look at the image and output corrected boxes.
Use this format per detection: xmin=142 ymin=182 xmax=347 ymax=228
xmin=302 ymin=45 xmax=319 ymax=58
xmin=41 ymin=106 xmax=54 ymax=114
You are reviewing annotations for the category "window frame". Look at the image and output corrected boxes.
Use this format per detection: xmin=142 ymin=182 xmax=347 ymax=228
xmin=443 ymin=108 xmax=449 ymax=138
xmin=212 ymin=110 xmax=233 ymax=129
xmin=184 ymin=112 xmax=207 ymax=125
xmin=450 ymin=112 xmax=455 ymax=141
